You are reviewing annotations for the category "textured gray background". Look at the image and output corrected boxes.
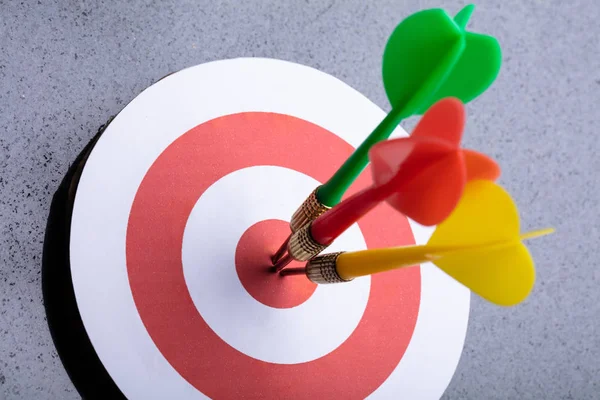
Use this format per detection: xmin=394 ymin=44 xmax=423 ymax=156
xmin=1 ymin=0 xmax=598 ymax=399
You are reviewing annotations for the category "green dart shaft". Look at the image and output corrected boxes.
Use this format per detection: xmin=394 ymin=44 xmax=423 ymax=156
xmin=316 ymin=38 xmax=465 ymax=207
xmin=316 ymin=109 xmax=402 ymax=207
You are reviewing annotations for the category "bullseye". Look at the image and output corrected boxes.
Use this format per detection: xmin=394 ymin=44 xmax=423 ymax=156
xmin=235 ymin=219 xmax=316 ymax=309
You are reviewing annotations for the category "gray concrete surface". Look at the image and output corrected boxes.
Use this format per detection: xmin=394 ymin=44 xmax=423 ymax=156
xmin=1 ymin=0 xmax=598 ymax=399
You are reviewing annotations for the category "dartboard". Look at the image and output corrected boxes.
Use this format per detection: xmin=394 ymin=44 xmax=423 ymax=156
xmin=42 ymin=58 xmax=469 ymax=399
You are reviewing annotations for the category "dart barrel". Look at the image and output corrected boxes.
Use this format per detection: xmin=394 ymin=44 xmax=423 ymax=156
xmin=288 ymin=223 xmax=328 ymax=261
xmin=306 ymin=252 xmax=351 ymax=284
xmin=289 ymin=187 xmax=330 ymax=232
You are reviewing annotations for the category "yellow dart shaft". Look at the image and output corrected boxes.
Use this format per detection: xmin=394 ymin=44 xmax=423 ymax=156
xmin=335 ymin=228 xmax=554 ymax=281
xmin=336 ymin=245 xmax=447 ymax=280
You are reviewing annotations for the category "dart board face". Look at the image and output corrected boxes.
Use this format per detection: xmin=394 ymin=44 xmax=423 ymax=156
xmin=53 ymin=58 xmax=469 ymax=399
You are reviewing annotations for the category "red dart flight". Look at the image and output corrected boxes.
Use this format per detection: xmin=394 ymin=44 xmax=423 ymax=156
xmin=310 ymin=97 xmax=500 ymax=246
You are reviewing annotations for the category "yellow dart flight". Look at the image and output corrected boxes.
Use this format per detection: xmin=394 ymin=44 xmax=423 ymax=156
xmin=322 ymin=180 xmax=553 ymax=306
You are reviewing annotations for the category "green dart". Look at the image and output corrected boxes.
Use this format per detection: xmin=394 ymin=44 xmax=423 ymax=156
xmin=273 ymin=4 xmax=502 ymax=264
xmin=317 ymin=4 xmax=503 ymax=206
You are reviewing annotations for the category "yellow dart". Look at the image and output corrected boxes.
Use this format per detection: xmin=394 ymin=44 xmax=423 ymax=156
xmin=282 ymin=180 xmax=553 ymax=307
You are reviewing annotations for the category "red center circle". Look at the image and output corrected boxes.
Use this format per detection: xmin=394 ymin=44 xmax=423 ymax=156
xmin=235 ymin=219 xmax=316 ymax=309
xmin=126 ymin=112 xmax=421 ymax=399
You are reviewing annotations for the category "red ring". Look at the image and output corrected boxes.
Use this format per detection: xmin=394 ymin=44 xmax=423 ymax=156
xmin=126 ymin=112 xmax=420 ymax=398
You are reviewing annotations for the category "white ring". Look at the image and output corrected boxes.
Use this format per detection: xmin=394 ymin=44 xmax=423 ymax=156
xmin=70 ymin=57 xmax=470 ymax=399
xmin=182 ymin=166 xmax=370 ymax=364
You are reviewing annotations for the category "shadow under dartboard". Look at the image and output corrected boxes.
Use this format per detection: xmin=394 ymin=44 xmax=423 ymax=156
xmin=42 ymin=117 xmax=126 ymax=400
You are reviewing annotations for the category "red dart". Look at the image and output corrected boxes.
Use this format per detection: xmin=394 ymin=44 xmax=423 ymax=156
xmin=309 ymin=97 xmax=499 ymax=246
xmin=272 ymin=97 xmax=501 ymax=272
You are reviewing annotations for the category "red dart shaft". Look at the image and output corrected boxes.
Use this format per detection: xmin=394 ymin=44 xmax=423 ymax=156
xmin=309 ymin=142 xmax=452 ymax=246
xmin=310 ymin=184 xmax=389 ymax=245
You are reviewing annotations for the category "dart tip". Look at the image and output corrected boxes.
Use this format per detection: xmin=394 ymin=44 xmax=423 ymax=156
xmin=273 ymin=253 xmax=294 ymax=272
xmin=279 ymin=267 xmax=306 ymax=277
xmin=271 ymin=234 xmax=291 ymax=264
xmin=520 ymin=227 xmax=555 ymax=241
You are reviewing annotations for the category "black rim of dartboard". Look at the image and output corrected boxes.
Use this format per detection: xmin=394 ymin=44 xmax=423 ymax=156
xmin=42 ymin=116 xmax=127 ymax=400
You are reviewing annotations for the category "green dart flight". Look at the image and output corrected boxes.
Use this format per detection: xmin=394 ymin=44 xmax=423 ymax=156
xmin=316 ymin=4 xmax=503 ymax=206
